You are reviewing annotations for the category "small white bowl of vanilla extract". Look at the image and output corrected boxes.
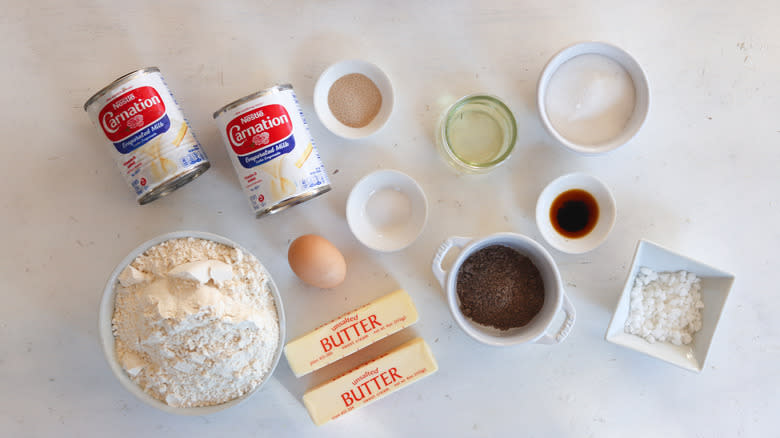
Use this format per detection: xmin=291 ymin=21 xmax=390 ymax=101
xmin=536 ymin=173 xmax=616 ymax=254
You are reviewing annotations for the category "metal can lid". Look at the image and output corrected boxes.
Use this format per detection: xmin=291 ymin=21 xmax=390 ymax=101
xmin=254 ymin=185 xmax=332 ymax=218
xmin=83 ymin=67 xmax=161 ymax=112
xmin=136 ymin=161 xmax=211 ymax=205
xmin=212 ymin=84 xmax=294 ymax=119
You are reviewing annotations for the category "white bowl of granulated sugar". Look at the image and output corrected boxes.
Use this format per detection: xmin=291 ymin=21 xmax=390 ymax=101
xmin=605 ymin=239 xmax=734 ymax=372
xmin=537 ymin=41 xmax=650 ymax=154
xmin=98 ymin=231 xmax=286 ymax=414
xmin=313 ymin=59 xmax=394 ymax=139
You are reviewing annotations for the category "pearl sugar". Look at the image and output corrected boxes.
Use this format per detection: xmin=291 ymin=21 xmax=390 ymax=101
xmin=624 ymin=267 xmax=704 ymax=345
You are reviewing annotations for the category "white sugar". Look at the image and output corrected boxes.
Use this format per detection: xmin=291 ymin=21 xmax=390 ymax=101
xmin=545 ymin=54 xmax=636 ymax=145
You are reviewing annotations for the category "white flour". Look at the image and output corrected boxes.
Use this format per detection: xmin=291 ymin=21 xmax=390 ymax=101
xmin=112 ymin=237 xmax=280 ymax=408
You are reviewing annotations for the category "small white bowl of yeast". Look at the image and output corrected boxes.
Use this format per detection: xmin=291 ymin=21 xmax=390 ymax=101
xmin=314 ymin=59 xmax=394 ymax=139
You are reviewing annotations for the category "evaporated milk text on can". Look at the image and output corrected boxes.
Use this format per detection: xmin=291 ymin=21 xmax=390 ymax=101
xmin=84 ymin=67 xmax=210 ymax=204
xmin=213 ymin=84 xmax=331 ymax=218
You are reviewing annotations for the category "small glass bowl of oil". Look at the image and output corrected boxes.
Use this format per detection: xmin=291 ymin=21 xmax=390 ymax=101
xmin=438 ymin=94 xmax=517 ymax=173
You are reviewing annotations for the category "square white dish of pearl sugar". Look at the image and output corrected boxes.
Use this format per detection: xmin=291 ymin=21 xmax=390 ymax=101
xmin=605 ymin=239 xmax=735 ymax=372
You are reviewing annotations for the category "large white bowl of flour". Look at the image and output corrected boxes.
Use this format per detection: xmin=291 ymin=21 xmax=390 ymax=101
xmin=98 ymin=231 xmax=285 ymax=415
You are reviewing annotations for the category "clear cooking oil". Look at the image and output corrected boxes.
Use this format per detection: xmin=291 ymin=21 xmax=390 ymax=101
xmin=438 ymin=94 xmax=517 ymax=173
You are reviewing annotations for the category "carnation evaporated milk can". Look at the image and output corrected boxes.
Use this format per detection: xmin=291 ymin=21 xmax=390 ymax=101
xmin=84 ymin=67 xmax=210 ymax=204
xmin=213 ymin=84 xmax=331 ymax=218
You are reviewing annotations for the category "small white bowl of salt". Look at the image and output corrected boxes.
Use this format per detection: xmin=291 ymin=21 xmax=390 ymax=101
xmin=346 ymin=169 xmax=428 ymax=252
xmin=537 ymin=42 xmax=650 ymax=154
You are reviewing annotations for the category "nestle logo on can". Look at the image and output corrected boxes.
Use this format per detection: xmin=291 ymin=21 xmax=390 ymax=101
xmin=99 ymin=86 xmax=166 ymax=142
xmin=227 ymin=104 xmax=292 ymax=155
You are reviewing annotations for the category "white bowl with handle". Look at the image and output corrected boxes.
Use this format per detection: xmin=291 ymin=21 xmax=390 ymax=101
xmin=431 ymin=232 xmax=575 ymax=346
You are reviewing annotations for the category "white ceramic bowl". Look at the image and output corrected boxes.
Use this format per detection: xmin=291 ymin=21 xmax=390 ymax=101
xmin=432 ymin=233 xmax=576 ymax=347
xmin=346 ymin=169 xmax=427 ymax=252
xmin=537 ymin=41 xmax=650 ymax=154
xmin=98 ymin=231 xmax=286 ymax=414
xmin=313 ymin=59 xmax=394 ymax=139
xmin=536 ymin=172 xmax=617 ymax=254
xmin=605 ymin=239 xmax=735 ymax=372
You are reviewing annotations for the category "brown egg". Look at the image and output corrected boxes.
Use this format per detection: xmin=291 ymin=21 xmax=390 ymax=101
xmin=288 ymin=234 xmax=347 ymax=289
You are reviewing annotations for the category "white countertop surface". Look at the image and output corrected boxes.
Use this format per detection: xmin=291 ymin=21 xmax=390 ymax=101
xmin=2 ymin=1 xmax=778 ymax=436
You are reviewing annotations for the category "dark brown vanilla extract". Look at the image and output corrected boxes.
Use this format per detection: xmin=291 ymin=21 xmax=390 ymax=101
xmin=550 ymin=189 xmax=599 ymax=238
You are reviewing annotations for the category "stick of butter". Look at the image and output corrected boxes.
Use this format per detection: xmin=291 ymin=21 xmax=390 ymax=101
xmin=303 ymin=337 xmax=438 ymax=426
xmin=284 ymin=289 xmax=418 ymax=377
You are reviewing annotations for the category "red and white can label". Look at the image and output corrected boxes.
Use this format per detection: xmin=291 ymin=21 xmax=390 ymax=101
xmin=98 ymin=86 xmax=169 ymax=154
xmin=214 ymin=86 xmax=330 ymax=216
xmin=226 ymin=104 xmax=295 ymax=168
xmin=85 ymin=70 xmax=208 ymax=200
